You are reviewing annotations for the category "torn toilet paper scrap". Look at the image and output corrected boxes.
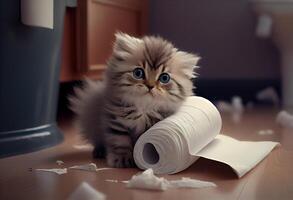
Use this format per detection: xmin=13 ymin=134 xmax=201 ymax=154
xmin=257 ymin=129 xmax=274 ymax=135
xmin=105 ymin=179 xmax=119 ymax=183
xmin=105 ymin=179 xmax=129 ymax=183
xmin=68 ymin=182 xmax=106 ymax=200
xmin=35 ymin=168 xmax=67 ymax=175
xmin=231 ymin=96 xmax=244 ymax=113
xmin=169 ymin=177 xmax=216 ymax=188
xmin=216 ymin=96 xmax=244 ymax=114
xmin=126 ymin=169 xmax=216 ymax=191
xmin=216 ymin=96 xmax=244 ymax=123
xmin=216 ymin=101 xmax=233 ymax=113
xmin=96 ymin=168 xmax=114 ymax=172
xmin=276 ymin=110 xmax=293 ymax=129
xmin=69 ymin=163 xmax=98 ymax=172
xmin=256 ymin=87 xmax=279 ymax=106
xmin=56 ymin=160 xmax=64 ymax=165
xmin=127 ymin=169 xmax=170 ymax=191
xmin=35 ymin=164 xmax=112 ymax=175
xmin=73 ymin=144 xmax=93 ymax=150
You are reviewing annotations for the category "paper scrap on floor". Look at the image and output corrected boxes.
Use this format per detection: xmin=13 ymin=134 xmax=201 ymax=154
xmin=216 ymin=96 xmax=244 ymax=113
xmin=96 ymin=167 xmax=114 ymax=172
xmin=105 ymin=179 xmax=129 ymax=183
xmin=69 ymin=163 xmax=98 ymax=172
xmin=258 ymin=129 xmax=274 ymax=135
xmin=56 ymin=160 xmax=64 ymax=165
xmin=256 ymin=87 xmax=279 ymax=106
xmin=35 ymin=168 xmax=67 ymax=175
xmin=126 ymin=169 xmax=216 ymax=191
xmin=68 ymin=182 xmax=106 ymax=200
xmin=73 ymin=144 xmax=93 ymax=150
xmin=216 ymin=96 xmax=244 ymax=123
xmin=134 ymin=96 xmax=279 ymax=178
xmin=105 ymin=179 xmax=119 ymax=183
xmin=276 ymin=110 xmax=293 ymax=129
xmin=169 ymin=177 xmax=216 ymax=188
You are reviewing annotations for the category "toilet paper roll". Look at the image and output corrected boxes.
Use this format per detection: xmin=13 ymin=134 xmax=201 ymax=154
xmin=134 ymin=97 xmax=221 ymax=174
xmin=21 ymin=0 xmax=54 ymax=29
xmin=134 ymin=96 xmax=279 ymax=177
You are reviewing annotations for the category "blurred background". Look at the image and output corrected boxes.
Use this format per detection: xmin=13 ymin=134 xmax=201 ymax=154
xmin=59 ymin=0 xmax=282 ymax=111
xmin=1 ymin=2 xmax=292 ymax=199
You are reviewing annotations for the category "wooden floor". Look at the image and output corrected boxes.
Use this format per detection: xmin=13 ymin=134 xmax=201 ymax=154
xmin=0 ymin=107 xmax=293 ymax=200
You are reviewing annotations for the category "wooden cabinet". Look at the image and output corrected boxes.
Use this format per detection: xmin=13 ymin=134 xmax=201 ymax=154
xmin=60 ymin=0 xmax=148 ymax=82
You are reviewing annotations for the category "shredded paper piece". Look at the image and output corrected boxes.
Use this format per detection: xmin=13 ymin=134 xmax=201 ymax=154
xmin=69 ymin=163 xmax=98 ymax=172
xmin=56 ymin=160 xmax=64 ymax=165
xmin=169 ymin=177 xmax=216 ymax=188
xmin=216 ymin=96 xmax=244 ymax=113
xmin=256 ymin=87 xmax=279 ymax=106
xmin=258 ymin=129 xmax=274 ymax=135
xmin=68 ymin=182 xmax=106 ymax=200
xmin=73 ymin=144 xmax=93 ymax=150
xmin=105 ymin=179 xmax=119 ymax=183
xmin=126 ymin=169 xmax=216 ymax=191
xmin=216 ymin=101 xmax=233 ymax=113
xmin=231 ymin=96 xmax=244 ymax=113
xmin=35 ymin=164 xmax=111 ymax=176
xmin=105 ymin=179 xmax=128 ymax=183
xmin=127 ymin=169 xmax=170 ymax=191
xmin=96 ymin=167 xmax=114 ymax=172
xmin=276 ymin=110 xmax=293 ymax=129
xmin=35 ymin=168 xmax=67 ymax=175
xmin=121 ymin=180 xmax=129 ymax=184
xmin=216 ymin=96 xmax=244 ymax=123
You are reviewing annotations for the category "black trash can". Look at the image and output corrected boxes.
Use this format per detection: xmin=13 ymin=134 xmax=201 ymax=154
xmin=0 ymin=0 xmax=66 ymax=157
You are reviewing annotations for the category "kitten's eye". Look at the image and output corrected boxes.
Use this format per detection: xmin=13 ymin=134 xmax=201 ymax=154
xmin=133 ymin=68 xmax=145 ymax=79
xmin=159 ymin=73 xmax=170 ymax=84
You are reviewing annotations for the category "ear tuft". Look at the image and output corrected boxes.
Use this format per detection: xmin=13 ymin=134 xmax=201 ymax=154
xmin=113 ymin=32 xmax=142 ymax=55
xmin=175 ymin=51 xmax=200 ymax=79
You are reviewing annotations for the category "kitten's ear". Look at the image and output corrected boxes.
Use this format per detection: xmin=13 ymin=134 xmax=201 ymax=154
xmin=113 ymin=32 xmax=142 ymax=56
xmin=175 ymin=51 xmax=200 ymax=79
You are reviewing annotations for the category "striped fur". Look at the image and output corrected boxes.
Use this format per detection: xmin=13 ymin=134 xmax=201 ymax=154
xmin=70 ymin=33 xmax=200 ymax=168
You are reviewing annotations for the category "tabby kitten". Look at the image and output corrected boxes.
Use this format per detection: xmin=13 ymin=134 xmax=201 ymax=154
xmin=70 ymin=33 xmax=199 ymax=168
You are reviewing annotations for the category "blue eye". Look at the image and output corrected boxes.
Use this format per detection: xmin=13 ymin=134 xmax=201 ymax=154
xmin=159 ymin=73 xmax=170 ymax=84
xmin=133 ymin=68 xmax=145 ymax=79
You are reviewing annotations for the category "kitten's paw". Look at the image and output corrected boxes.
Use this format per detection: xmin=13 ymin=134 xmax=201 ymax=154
xmin=106 ymin=152 xmax=135 ymax=168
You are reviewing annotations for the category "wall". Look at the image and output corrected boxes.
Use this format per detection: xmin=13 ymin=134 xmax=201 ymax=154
xmin=149 ymin=0 xmax=280 ymax=80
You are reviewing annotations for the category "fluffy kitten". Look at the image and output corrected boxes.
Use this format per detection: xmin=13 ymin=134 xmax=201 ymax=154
xmin=70 ymin=33 xmax=199 ymax=168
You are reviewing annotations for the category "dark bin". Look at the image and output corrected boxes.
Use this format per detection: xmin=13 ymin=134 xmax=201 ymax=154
xmin=0 ymin=0 xmax=66 ymax=157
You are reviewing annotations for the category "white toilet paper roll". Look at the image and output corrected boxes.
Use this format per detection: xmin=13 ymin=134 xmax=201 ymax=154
xmin=134 ymin=96 xmax=279 ymax=177
xmin=134 ymin=96 xmax=222 ymax=174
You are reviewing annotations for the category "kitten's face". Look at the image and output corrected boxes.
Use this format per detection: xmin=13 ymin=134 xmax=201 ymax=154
xmin=107 ymin=33 xmax=199 ymax=105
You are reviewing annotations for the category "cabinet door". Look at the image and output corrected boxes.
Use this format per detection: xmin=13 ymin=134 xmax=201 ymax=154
xmin=77 ymin=0 xmax=148 ymax=79
xmin=60 ymin=8 xmax=79 ymax=82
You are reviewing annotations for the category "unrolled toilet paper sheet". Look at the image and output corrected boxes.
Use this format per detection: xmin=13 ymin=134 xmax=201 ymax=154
xmin=197 ymin=134 xmax=278 ymax=177
xmin=134 ymin=96 xmax=279 ymax=178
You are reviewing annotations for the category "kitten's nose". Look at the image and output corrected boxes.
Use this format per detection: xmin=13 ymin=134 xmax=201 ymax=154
xmin=147 ymin=85 xmax=154 ymax=90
